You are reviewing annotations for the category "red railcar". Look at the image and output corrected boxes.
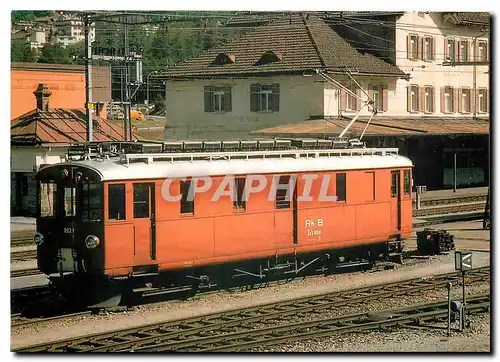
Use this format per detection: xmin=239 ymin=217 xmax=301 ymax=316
xmin=35 ymin=145 xmax=413 ymax=307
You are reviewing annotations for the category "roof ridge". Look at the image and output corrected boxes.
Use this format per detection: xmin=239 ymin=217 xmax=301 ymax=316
xmin=301 ymin=13 xmax=326 ymax=67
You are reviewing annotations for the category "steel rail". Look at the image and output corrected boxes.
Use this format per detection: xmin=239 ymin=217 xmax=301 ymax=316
xmin=12 ymin=266 xmax=489 ymax=352
xmin=10 ymin=268 xmax=42 ymax=278
xmin=12 ymin=311 xmax=93 ymax=328
xmin=11 ymin=250 xmax=37 ymax=261
xmin=187 ymin=294 xmax=490 ymax=352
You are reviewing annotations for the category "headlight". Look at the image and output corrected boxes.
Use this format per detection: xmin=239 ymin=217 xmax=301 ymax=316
xmin=33 ymin=233 xmax=44 ymax=246
xmin=85 ymin=235 xmax=100 ymax=249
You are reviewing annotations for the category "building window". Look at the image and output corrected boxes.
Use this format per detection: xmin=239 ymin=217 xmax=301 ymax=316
xmin=404 ymin=170 xmax=411 ymax=195
xmin=108 ymin=184 xmax=126 ymax=220
xmin=461 ymin=88 xmax=471 ymax=113
xmin=250 ymin=84 xmax=280 ymax=112
xmin=346 ymin=87 xmax=358 ymax=111
xmin=408 ymin=85 xmax=419 ymax=112
xmin=181 ymin=180 xmax=194 ymax=214
xmin=275 ymin=175 xmax=291 ymax=209
xmin=446 ymin=39 xmax=456 ymax=61
xmin=423 ymin=36 xmax=433 ymax=61
xmin=204 ymin=86 xmax=232 ymax=113
xmin=336 ymin=173 xmax=346 ymax=202
xmin=369 ymin=84 xmax=383 ymax=111
xmin=479 ymin=89 xmax=488 ymax=112
xmin=133 ymin=184 xmax=150 ymax=219
xmin=408 ymin=34 xmax=419 ymax=60
xmin=444 ymin=87 xmax=453 ymax=113
xmin=233 ymin=177 xmax=246 ymax=210
xmin=478 ymin=41 xmax=487 ymax=61
xmin=424 ymin=86 xmax=434 ymax=113
xmin=459 ymin=40 xmax=468 ymax=62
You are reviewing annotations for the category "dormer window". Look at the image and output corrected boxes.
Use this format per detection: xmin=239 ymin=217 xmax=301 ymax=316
xmin=255 ymin=50 xmax=283 ymax=65
xmin=210 ymin=53 xmax=236 ymax=66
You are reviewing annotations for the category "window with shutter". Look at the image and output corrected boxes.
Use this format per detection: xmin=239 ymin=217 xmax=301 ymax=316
xmin=478 ymin=41 xmax=487 ymax=61
xmin=424 ymin=86 xmax=434 ymax=113
xmin=346 ymin=87 xmax=357 ymax=111
xmin=461 ymin=88 xmax=471 ymax=113
xmin=423 ymin=36 xmax=433 ymax=61
xmin=479 ymin=88 xmax=487 ymax=112
xmin=446 ymin=39 xmax=456 ymax=61
xmin=409 ymin=85 xmax=419 ymax=112
xmin=204 ymin=85 xmax=232 ymax=113
xmin=368 ymin=84 xmax=383 ymax=111
xmin=459 ymin=40 xmax=468 ymax=62
xmin=444 ymin=87 xmax=453 ymax=113
xmin=250 ymin=83 xmax=280 ymax=112
xmin=408 ymin=34 xmax=419 ymax=60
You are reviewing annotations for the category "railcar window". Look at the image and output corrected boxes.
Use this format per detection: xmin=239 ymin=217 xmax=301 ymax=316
xmin=40 ymin=182 xmax=57 ymax=217
xmin=80 ymin=183 xmax=102 ymax=221
xmin=404 ymin=170 xmax=411 ymax=195
xmin=181 ymin=180 xmax=194 ymax=214
xmin=64 ymin=186 xmax=76 ymax=217
xmin=108 ymin=184 xmax=126 ymax=220
xmin=133 ymin=184 xmax=150 ymax=218
xmin=233 ymin=178 xmax=246 ymax=210
xmin=391 ymin=171 xmax=399 ymax=198
xmin=275 ymin=175 xmax=291 ymax=209
xmin=336 ymin=173 xmax=346 ymax=202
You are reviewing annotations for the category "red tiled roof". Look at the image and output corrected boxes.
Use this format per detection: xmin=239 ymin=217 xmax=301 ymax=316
xmin=11 ymin=108 xmax=140 ymax=145
xmin=252 ymin=118 xmax=490 ymax=137
xmin=161 ymin=13 xmax=406 ymax=79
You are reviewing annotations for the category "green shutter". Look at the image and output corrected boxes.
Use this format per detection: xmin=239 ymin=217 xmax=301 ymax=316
xmin=271 ymin=83 xmax=280 ymax=111
xmin=224 ymin=86 xmax=232 ymax=112
xmin=204 ymin=86 xmax=214 ymax=112
xmin=250 ymin=84 xmax=260 ymax=112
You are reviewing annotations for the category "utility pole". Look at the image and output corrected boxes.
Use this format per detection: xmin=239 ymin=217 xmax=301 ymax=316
xmin=123 ymin=15 xmax=131 ymax=141
xmin=84 ymin=14 xmax=93 ymax=142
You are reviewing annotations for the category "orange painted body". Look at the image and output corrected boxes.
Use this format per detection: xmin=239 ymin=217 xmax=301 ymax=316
xmin=103 ymin=167 xmax=413 ymax=277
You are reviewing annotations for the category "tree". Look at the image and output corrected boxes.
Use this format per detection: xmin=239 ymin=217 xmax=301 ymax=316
xmin=38 ymin=43 xmax=69 ymax=64
xmin=11 ymin=42 xmax=37 ymax=62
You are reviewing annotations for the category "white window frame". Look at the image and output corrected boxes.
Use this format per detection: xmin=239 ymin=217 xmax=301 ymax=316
xmin=259 ymin=85 xmax=273 ymax=112
xmin=478 ymin=41 xmax=487 ymax=61
xmin=423 ymin=36 xmax=433 ymax=61
xmin=371 ymin=85 xmax=383 ymax=110
xmin=346 ymin=87 xmax=357 ymax=111
xmin=410 ymin=85 xmax=419 ymax=112
xmin=478 ymin=89 xmax=487 ymax=113
xmin=213 ymin=90 xmax=225 ymax=112
xmin=424 ymin=86 xmax=433 ymax=113
xmin=409 ymin=34 xmax=419 ymax=60
xmin=444 ymin=87 xmax=453 ymax=113
xmin=461 ymin=88 xmax=471 ymax=113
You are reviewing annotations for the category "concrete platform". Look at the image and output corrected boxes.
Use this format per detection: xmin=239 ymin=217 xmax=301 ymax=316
xmin=420 ymin=186 xmax=488 ymax=201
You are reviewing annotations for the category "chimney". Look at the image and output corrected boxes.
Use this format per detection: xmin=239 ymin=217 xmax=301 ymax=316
xmin=33 ymin=83 xmax=52 ymax=111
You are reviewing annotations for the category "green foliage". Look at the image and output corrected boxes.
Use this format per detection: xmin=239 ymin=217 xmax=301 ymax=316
xmin=37 ymin=43 xmax=71 ymax=64
xmin=11 ymin=42 xmax=37 ymax=62
xmin=11 ymin=11 xmax=51 ymax=22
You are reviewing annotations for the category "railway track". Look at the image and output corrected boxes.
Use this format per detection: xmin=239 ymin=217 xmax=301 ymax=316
xmin=11 ymin=250 xmax=37 ymax=262
xmin=12 ymin=311 xmax=93 ymax=328
xmin=142 ymin=294 xmax=490 ymax=352
xmin=11 ymin=268 xmax=41 ymax=278
xmin=13 ymin=266 xmax=490 ymax=352
xmin=414 ymin=201 xmax=486 ymax=217
xmin=418 ymin=194 xmax=487 ymax=208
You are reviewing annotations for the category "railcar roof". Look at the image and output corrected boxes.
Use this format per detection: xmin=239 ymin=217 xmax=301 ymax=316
xmin=45 ymin=152 xmax=413 ymax=181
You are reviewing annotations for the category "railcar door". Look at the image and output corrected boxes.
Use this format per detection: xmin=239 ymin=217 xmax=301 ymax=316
xmin=132 ymin=183 xmax=156 ymax=265
xmin=390 ymin=170 xmax=402 ymax=231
